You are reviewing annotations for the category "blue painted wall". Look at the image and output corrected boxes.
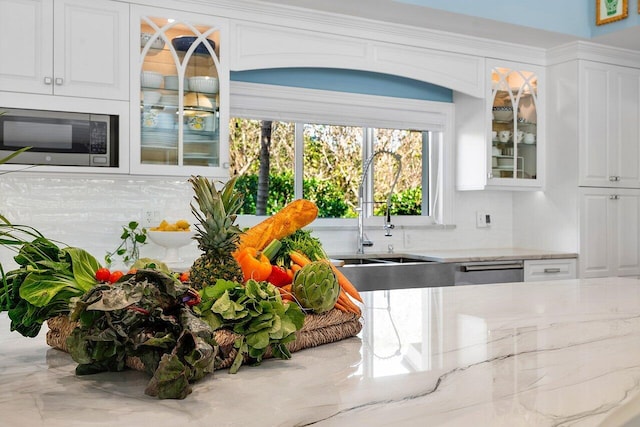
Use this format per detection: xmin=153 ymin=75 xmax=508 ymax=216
xmin=395 ymin=0 xmax=640 ymax=38
xmin=231 ymin=68 xmax=454 ymax=102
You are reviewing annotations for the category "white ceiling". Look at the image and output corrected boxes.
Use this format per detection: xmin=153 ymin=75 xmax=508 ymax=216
xmin=253 ymin=0 xmax=640 ymax=52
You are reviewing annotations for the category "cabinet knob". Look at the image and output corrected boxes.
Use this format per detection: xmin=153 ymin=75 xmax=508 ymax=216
xmin=43 ymin=77 xmax=53 ymax=85
xmin=609 ymin=195 xmax=620 ymax=200
xmin=543 ymin=268 xmax=561 ymax=273
xmin=609 ymin=175 xmax=621 ymax=181
xmin=54 ymin=77 xmax=64 ymax=85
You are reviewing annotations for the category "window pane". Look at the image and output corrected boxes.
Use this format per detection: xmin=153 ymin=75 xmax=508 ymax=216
xmin=303 ymin=124 xmax=363 ymax=218
xmin=373 ymin=128 xmax=424 ymax=216
xmin=229 ymin=118 xmax=295 ymax=215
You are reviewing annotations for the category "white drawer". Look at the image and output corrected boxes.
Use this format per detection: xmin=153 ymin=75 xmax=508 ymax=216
xmin=524 ymin=259 xmax=577 ymax=282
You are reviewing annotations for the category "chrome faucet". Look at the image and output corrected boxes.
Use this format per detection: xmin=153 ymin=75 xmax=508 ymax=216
xmin=356 ymin=150 xmax=402 ymax=254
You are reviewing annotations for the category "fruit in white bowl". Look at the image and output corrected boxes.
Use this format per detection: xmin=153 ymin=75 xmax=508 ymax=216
xmin=147 ymin=230 xmax=195 ymax=263
xmin=147 ymin=219 xmax=193 ymax=263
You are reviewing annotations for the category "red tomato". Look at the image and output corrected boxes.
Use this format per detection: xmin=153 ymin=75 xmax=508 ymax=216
xmin=95 ymin=268 xmax=111 ymax=282
xmin=179 ymin=271 xmax=190 ymax=283
xmin=109 ymin=270 xmax=124 ymax=284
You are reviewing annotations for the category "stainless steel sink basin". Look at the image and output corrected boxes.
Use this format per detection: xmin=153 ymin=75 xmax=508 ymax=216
xmin=340 ymin=258 xmax=388 ymax=265
xmin=334 ymin=254 xmax=455 ymax=291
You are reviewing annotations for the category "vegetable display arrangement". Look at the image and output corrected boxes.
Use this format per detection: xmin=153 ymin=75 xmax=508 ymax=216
xmin=0 ymin=174 xmax=364 ymax=400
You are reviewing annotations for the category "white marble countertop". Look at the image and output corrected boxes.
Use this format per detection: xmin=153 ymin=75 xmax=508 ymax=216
xmin=2 ymin=277 xmax=640 ymax=426
xmin=410 ymin=247 xmax=578 ymax=263
xmin=330 ymin=247 xmax=578 ymax=263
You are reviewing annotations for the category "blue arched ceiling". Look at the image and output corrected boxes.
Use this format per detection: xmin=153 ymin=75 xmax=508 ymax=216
xmin=232 ymin=68 xmax=453 ymax=102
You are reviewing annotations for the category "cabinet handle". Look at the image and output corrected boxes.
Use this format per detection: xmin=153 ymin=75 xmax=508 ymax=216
xmin=54 ymin=77 xmax=64 ymax=85
xmin=44 ymin=77 xmax=53 ymax=85
xmin=609 ymin=176 xmax=617 ymax=181
xmin=543 ymin=268 xmax=561 ymax=273
xmin=609 ymin=195 xmax=619 ymax=200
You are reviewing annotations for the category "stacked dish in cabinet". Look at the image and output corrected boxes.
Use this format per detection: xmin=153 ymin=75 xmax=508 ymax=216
xmin=490 ymin=67 xmax=538 ymax=181
xmin=139 ymin=17 xmax=221 ymax=167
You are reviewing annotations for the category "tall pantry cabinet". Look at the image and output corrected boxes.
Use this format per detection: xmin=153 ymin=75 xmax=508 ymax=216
xmin=534 ymin=57 xmax=640 ymax=278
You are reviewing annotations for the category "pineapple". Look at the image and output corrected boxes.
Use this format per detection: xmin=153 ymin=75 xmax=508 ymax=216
xmin=188 ymin=175 xmax=244 ymax=288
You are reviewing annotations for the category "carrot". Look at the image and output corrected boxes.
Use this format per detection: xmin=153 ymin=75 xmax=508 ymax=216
xmin=337 ymin=289 xmax=361 ymax=315
xmin=236 ymin=199 xmax=319 ymax=252
xmin=280 ymin=284 xmax=292 ymax=293
xmin=323 ymin=260 xmax=363 ymax=303
xmin=291 ymin=264 xmax=302 ymax=274
xmin=289 ymin=251 xmax=312 ymax=267
xmin=334 ymin=300 xmax=350 ymax=312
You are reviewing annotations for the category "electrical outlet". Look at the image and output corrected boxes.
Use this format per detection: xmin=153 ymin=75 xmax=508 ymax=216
xmin=476 ymin=211 xmax=491 ymax=228
xmin=404 ymin=232 xmax=412 ymax=247
xmin=143 ymin=210 xmax=162 ymax=227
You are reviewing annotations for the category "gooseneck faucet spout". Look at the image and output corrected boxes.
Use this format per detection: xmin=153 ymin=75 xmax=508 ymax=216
xmin=357 ymin=150 xmax=402 ymax=254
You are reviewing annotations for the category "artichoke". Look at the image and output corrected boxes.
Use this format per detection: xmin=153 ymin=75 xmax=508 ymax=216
xmin=292 ymin=261 xmax=340 ymax=313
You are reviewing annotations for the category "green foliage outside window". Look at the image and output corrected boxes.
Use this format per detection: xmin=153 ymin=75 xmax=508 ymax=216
xmin=373 ymin=187 xmax=422 ymax=216
xmin=236 ymin=172 xmax=350 ymax=218
xmin=236 ymin=172 xmax=419 ymax=218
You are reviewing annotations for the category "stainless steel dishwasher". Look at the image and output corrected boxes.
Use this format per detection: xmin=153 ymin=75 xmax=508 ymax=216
xmin=454 ymin=260 xmax=524 ymax=285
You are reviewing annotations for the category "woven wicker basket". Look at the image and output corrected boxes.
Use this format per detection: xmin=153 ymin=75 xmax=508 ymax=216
xmin=46 ymin=309 xmax=362 ymax=371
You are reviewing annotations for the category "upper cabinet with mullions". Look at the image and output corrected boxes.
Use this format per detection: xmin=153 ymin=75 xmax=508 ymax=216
xmin=579 ymin=61 xmax=640 ymax=188
xmin=0 ymin=0 xmax=129 ymax=100
xmin=130 ymin=5 xmax=229 ymax=177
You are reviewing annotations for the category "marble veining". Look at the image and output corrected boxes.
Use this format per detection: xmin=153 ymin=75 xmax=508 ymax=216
xmin=2 ymin=277 xmax=640 ymax=426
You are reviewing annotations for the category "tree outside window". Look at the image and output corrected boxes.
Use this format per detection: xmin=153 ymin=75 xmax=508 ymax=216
xmin=229 ymin=118 xmax=427 ymax=218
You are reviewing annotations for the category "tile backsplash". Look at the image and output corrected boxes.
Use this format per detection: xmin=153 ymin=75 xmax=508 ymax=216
xmin=0 ymin=173 xmax=514 ymax=271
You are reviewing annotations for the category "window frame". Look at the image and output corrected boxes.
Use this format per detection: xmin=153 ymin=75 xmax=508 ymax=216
xmin=230 ymin=81 xmax=455 ymax=226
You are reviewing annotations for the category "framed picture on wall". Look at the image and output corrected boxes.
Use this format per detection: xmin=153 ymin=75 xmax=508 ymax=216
xmin=596 ymin=0 xmax=628 ymax=25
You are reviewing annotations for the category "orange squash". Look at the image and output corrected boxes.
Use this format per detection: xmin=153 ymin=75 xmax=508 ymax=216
xmin=236 ymin=199 xmax=318 ymax=253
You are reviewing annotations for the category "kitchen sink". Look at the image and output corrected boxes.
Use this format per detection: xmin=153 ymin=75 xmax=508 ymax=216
xmin=334 ymin=254 xmax=455 ymax=292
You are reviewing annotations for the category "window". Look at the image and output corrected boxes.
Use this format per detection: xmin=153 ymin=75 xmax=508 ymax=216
xmin=230 ymin=82 xmax=454 ymax=225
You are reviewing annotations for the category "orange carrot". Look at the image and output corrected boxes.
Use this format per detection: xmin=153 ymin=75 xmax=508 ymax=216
xmin=291 ymin=264 xmax=302 ymax=274
xmin=334 ymin=301 xmax=350 ymax=312
xmin=323 ymin=260 xmax=363 ymax=303
xmin=337 ymin=289 xmax=361 ymax=315
xmin=289 ymin=251 xmax=312 ymax=267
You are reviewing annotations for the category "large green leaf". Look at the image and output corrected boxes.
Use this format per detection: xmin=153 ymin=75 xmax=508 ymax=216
xmin=19 ymin=273 xmax=80 ymax=307
xmin=65 ymin=247 xmax=100 ymax=292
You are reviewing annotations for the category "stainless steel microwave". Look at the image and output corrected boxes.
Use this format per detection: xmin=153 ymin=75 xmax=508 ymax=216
xmin=0 ymin=108 xmax=118 ymax=167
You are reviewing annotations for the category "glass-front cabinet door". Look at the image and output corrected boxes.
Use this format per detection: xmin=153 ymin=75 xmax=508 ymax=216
xmin=131 ymin=7 xmax=228 ymax=177
xmin=488 ymin=61 xmax=543 ymax=188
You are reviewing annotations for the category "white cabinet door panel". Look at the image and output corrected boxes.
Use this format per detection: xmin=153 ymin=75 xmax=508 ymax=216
xmin=579 ymin=62 xmax=640 ymax=188
xmin=615 ymin=70 xmax=640 ymax=186
xmin=0 ymin=0 xmax=53 ymax=94
xmin=54 ymin=0 xmax=129 ymax=100
xmin=580 ymin=191 xmax=614 ymax=278
xmin=580 ymin=188 xmax=640 ymax=278
xmin=615 ymin=193 xmax=640 ymax=276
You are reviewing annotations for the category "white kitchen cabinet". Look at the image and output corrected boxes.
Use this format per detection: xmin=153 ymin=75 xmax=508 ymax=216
xmin=579 ymin=61 xmax=640 ymax=188
xmin=456 ymin=59 xmax=544 ymax=191
xmin=0 ymin=0 xmax=129 ymax=100
xmin=579 ymin=187 xmax=640 ymax=278
xmin=130 ymin=5 xmax=229 ymax=177
xmin=524 ymin=259 xmax=577 ymax=282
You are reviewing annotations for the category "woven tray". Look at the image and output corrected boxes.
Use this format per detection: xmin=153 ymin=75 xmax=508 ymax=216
xmin=46 ymin=309 xmax=362 ymax=371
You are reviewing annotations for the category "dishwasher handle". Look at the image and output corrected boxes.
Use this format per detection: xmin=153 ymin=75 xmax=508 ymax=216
xmin=461 ymin=261 xmax=523 ymax=272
